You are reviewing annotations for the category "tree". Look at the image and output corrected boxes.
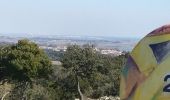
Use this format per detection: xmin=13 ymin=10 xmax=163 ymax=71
xmin=0 ymin=39 xmax=53 ymax=99
xmin=0 ymin=39 xmax=52 ymax=81
xmin=59 ymin=45 xmax=127 ymax=99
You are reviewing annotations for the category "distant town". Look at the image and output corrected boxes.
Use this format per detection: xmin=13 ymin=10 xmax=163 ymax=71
xmin=39 ymin=45 xmax=124 ymax=56
xmin=0 ymin=34 xmax=139 ymax=57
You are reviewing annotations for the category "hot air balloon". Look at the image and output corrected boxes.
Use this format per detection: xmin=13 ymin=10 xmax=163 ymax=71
xmin=120 ymin=25 xmax=170 ymax=100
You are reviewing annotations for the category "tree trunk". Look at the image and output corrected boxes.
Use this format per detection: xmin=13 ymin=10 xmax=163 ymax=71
xmin=77 ymin=81 xmax=88 ymax=100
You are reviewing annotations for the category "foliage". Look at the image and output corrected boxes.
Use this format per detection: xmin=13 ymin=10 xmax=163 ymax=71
xmin=0 ymin=39 xmax=52 ymax=81
xmin=44 ymin=49 xmax=64 ymax=61
xmin=57 ymin=45 xmax=128 ymax=99
xmin=7 ymin=80 xmax=57 ymax=100
xmin=0 ymin=41 xmax=128 ymax=100
xmin=0 ymin=40 xmax=53 ymax=100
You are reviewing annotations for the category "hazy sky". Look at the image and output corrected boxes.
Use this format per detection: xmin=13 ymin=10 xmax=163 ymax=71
xmin=0 ymin=0 xmax=170 ymax=38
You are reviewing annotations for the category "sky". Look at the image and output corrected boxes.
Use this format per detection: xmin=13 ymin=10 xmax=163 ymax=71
xmin=0 ymin=0 xmax=170 ymax=38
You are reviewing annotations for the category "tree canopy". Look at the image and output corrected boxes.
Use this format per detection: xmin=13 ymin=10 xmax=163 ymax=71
xmin=0 ymin=39 xmax=52 ymax=81
xmin=58 ymin=45 xmax=127 ymax=99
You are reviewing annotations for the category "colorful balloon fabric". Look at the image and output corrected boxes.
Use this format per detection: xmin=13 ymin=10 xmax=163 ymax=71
xmin=120 ymin=25 xmax=170 ymax=100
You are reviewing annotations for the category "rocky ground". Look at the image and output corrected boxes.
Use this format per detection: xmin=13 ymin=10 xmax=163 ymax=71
xmin=75 ymin=96 xmax=120 ymax=100
xmin=98 ymin=96 xmax=120 ymax=100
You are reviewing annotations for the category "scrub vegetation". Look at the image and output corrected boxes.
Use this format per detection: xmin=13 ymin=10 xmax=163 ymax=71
xmin=0 ymin=39 xmax=128 ymax=100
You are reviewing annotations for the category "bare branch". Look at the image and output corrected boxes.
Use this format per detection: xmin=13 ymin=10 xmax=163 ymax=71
xmin=1 ymin=92 xmax=10 ymax=100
